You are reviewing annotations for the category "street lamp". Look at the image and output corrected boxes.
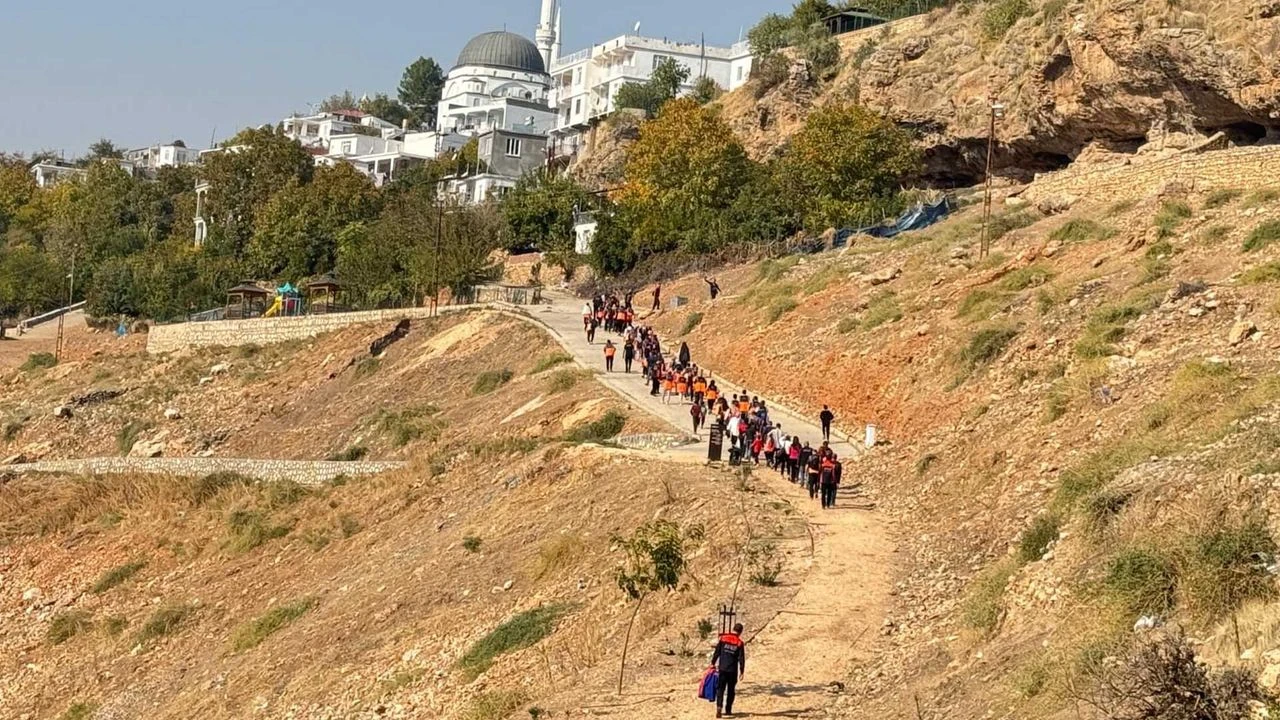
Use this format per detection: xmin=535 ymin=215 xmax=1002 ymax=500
xmin=979 ymin=98 xmax=1006 ymax=260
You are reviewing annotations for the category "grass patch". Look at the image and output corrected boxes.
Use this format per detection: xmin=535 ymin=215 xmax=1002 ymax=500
xmin=999 ymin=264 xmax=1054 ymax=291
xmin=1018 ymin=515 xmax=1060 ymax=563
xmin=982 ymin=0 xmax=1031 ymax=39
xmin=1082 ymin=490 xmax=1131 ymax=535
xmin=546 ymin=368 xmax=583 ymax=393
xmin=457 ymin=605 xmax=572 ymax=678
xmin=231 ymin=597 xmax=318 ymax=651
xmin=1050 ymin=218 xmax=1111 ymax=244
xmin=1200 ymin=224 xmax=1232 ymax=244
xmin=104 ymin=616 xmax=129 ymax=636
xmin=988 ymin=211 xmax=1036 ymax=241
xmin=1241 ymin=262 xmax=1280 ymax=284
xmin=1154 ymin=200 xmax=1193 ymax=239
xmin=756 ymin=257 xmax=799 ymax=283
xmin=1108 ymin=199 xmax=1137 ymax=216
xmin=20 ymin=352 xmax=57 ymax=372
xmin=91 ymin=560 xmax=146 ymax=594
xmin=461 ymin=690 xmax=530 ymax=720
xmin=1074 ymin=298 xmax=1153 ymax=358
xmin=957 ymin=326 xmax=1019 ymax=375
xmin=472 ymin=368 xmax=514 ymax=395
xmin=679 ymin=312 xmax=704 ymax=336
xmin=1181 ymin=520 xmax=1278 ymax=621
xmin=1243 ymin=220 xmax=1280 ymax=252
xmin=1054 ymin=437 xmax=1166 ymax=510
xmin=136 ymin=603 xmax=195 ymax=644
xmin=915 ymin=453 xmax=939 ymax=477
xmin=376 ymin=405 xmax=443 ymax=447
xmin=861 ymin=292 xmax=903 ymax=329
xmin=60 ymin=703 xmax=98 ymax=720
xmin=1104 ymin=549 xmax=1177 ymax=617
xmin=471 ymin=437 xmax=541 ymax=458
xmin=956 ymin=288 xmax=1011 ymax=322
xmin=565 ymin=410 xmax=627 ymax=444
xmin=530 ymin=352 xmax=573 ymax=374
xmin=191 ymin=472 xmax=252 ymax=506
xmin=766 ymin=297 xmax=799 ymax=324
xmin=802 ymin=264 xmax=848 ymax=295
xmin=47 ymin=610 xmax=93 ymax=645
xmin=836 ymin=316 xmax=859 ymax=334
xmin=963 ymin=561 xmax=1015 ymax=633
xmin=536 ymin=534 xmax=585 ymax=578
xmin=115 ymin=419 xmax=154 ymax=455
xmin=354 ymin=357 xmax=381 ymax=378
xmin=1204 ymin=188 xmax=1243 ymax=209
xmin=339 ymin=514 xmax=362 ymax=538
xmin=1043 ymin=385 xmax=1069 ymax=423
xmin=224 ymin=510 xmax=293 ymax=553
xmin=1243 ymin=189 xmax=1280 ymax=209
xmin=462 ymin=535 xmax=482 ymax=553
xmin=327 ymin=446 xmax=368 ymax=462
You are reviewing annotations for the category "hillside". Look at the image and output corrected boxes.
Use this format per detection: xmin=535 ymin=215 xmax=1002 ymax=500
xmin=644 ymin=170 xmax=1280 ymax=716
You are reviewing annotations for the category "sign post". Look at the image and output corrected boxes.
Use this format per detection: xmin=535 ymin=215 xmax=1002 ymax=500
xmin=708 ymin=420 xmax=724 ymax=463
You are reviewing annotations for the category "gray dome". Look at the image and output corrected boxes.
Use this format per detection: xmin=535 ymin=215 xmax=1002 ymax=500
xmin=454 ymin=31 xmax=546 ymax=74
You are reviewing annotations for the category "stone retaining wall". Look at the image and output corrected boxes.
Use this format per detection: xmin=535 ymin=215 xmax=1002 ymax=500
xmin=145 ymin=303 xmax=524 ymax=354
xmin=616 ymin=433 xmax=698 ymax=451
xmin=4 ymin=458 xmax=405 ymax=485
xmin=1023 ymin=145 xmax=1280 ymax=204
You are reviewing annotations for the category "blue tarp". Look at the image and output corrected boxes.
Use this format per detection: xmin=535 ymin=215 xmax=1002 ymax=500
xmin=850 ymin=196 xmax=953 ymax=241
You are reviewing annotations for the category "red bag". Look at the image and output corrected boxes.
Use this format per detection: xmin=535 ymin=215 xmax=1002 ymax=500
xmin=698 ymin=667 xmax=718 ymax=702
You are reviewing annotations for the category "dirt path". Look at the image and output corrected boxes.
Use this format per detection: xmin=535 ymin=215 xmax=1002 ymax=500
xmin=526 ymin=292 xmax=895 ymax=719
xmin=0 ymin=311 xmax=86 ymax=369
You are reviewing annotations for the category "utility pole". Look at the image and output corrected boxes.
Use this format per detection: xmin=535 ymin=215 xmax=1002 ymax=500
xmin=55 ymin=255 xmax=75 ymax=362
xmin=433 ymin=198 xmax=443 ymax=317
xmin=979 ymin=95 xmax=1005 ymax=260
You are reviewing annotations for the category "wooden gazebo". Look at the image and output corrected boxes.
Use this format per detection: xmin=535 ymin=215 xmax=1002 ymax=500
xmin=306 ymin=273 xmax=348 ymax=315
xmin=226 ymin=282 xmax=270 ymax=320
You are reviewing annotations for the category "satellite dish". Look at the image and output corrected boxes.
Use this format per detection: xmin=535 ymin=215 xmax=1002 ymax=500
xmin=633 ymin=21 xmax=641 ymax=33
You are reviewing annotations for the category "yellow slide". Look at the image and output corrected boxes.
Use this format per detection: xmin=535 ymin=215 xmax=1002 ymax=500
xmin=263 ymin=296 xmax=283 ymax=318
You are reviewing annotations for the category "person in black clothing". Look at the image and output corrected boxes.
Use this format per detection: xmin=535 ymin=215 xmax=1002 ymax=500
xmin=819 ymin=405 xmax=835 ymax=442
xmin=652 ymin=284 xmax=662 ymax=312
xmin=710 ymin=623 xmax=746 ymax=718
xmin=623 ymin=339 xmax=636 ymax=373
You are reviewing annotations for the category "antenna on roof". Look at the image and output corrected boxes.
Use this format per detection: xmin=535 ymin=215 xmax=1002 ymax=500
xmin=633 ymin=21 xmax=641 ymax=34
xmin=209 ymin=126 xmax=217 ymax=150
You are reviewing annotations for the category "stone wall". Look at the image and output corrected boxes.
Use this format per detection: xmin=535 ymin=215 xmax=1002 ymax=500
xmin=4 ymin=457 xmax=404 ymax=485
xmin=146 ymin=304 xmax=509 ymax=354
xmin=1023 ymin=145 xmax=1280 ymax=204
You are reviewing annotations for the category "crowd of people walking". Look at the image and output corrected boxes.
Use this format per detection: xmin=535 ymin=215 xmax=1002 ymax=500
xmin=580 ymin=288 xmax=845 ymax=511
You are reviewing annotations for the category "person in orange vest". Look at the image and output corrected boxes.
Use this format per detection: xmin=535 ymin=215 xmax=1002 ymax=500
xmin=705 ymin=382 xmax=720 ymax=412
xmin=710 ymin=623 xmax=746 ymax=717
xmin=603 ymin=340 xmax=617 ymax=372
xmin=820 ymin=451 xmax=838 ymax=509
xmin=693 ymin=375 xmax=707 ymax=408
xmin=676 ymin=374 xmax=689 ymax=403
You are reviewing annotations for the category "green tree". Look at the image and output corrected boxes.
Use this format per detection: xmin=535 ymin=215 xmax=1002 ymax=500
xmin=0 ymin=155 xmax=35 ymax=235
xmin=778 ymin=103 xmax=921 ymax=230
xmin=247 ymin=163 xmax=382 ymax=280
xmin=792 ymin=0 xmax=836 ymax=29
xmin=0 ymin=244 xmax=64 ymax=319
xmin=318 ymin=91 xmax=358 ymax=112
xmin=88 ymin=138 xmax=124 ymax=160
xmin=612 ymin=521 xmax=703 ymax=693
xmin=501 ymin=171 xmax=592 ymax=274
xmin=615 ymin=58 xmax=691 ymax=116
xmin=620 ymin=98 xmax=751 ymax=257
xmin=399 ymin=57 xmax=446 ymax=127
xmin=690 ymin=76 xmax=724 ymax=105
xmin=360 ymin=93 xmax=414 ymax=128
xmin=200 ymin=127 xmax=315 ymax=254
xmin=747 ymin=13 xmax=793 ymax=55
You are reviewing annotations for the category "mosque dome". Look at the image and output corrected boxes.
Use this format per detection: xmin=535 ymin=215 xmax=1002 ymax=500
xmin=454 ymin=31 xmax=546 ymax=74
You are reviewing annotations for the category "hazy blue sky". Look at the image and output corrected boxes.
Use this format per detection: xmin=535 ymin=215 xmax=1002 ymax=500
xmin=2 ymin=0 xmax=782 ymax=156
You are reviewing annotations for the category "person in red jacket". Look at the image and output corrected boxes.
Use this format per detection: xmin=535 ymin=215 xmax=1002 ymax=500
xmin=710 ymin=623 xmax=746 ymax=717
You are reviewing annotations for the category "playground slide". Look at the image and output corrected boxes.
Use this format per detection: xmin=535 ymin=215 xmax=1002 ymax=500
xmin=263 ymin=296 xmax=283 ymax=318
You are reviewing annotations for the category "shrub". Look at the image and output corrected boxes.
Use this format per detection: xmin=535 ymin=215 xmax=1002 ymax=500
xmin=136 ymin=603 xmax=194 ymax=643
xmin=339 ymin=514 xmax=362 ymax=538
xmin=91 ymin=560 xmax=147 ymax=594
xmin=963 ymin=562 xmax=1015 ymax=633
xmin=1018 ymin=515 xmax=1060 ymax=563
xmin=225 ymin=510 xmax=292 ymax=553
xmin=104 ymin=616 xmax=129 ymax=636
xmin=958 ymin=326 xmax=1019 ymax=373
xmin=1201 ymin=224 xmax=1232 ymax=243
xmin=836 ymin=316 xmax=859 ymax=334
xmin=1050 ymin=218 xmax=1109 ymax=244
xmin=546 ymin=368 xmax=582 ymax=393
xmin=115 ymin=419 xmax=154 ymax=455
xmin=472 ymin=368 xmax=514 ymax=395
xmin=1082 ymin=490 xmax=1131 ymax=535
xmin=1204 ymin=188 xmax=1242 ymax=209
xmin=1241 ymin=262 xmax=1280 ymax=284
xmin=354 ymin=357 xmax=381 ymax=378
xmin=462 ymin=690 xmax=530 ymax=720
xmin=48 ymin=610 xmax=93 ymax=645
xmin=983 ymin=0 xmax=1031 ymax=39
xmin=20 ymin=352 xmax=57 ymax=372
xmin=1154 ymin=200 xmax=1193 ymax=238
xmin=1043 ymin=386 xmax=1069 ymax=423
xmin=862 ymin=292 xmax=903 ymax=329
xmin=999 ymin=264 xmax=1054 ymax=291
xmin=766 ymin=297 xmax=799 ymax=324
xmin=989 ymin=211 xmax=1036 ymax=241
xmin=696 ymin=618 xmax=715 ymax=641
xmin=757 ymin=257 xmax=798 ymax=283
xmin=376 ymin=405 xmax=443 ymax=448
xmin=457 ymin=605 xmax=572 ymax=678
xmin=60 ymin=703 xmax=98 ymax=720
xmin=1104 ymin=549 xmax=1177 ymax=617
xmin=679 ymin=312 xmax=704 ymax=336
xmin=1075 ymin=300 xmax=1151 ymax=358
xmin=565 ymin=410 xmax=627 ymax=444
xmin=1244 ymin=220 xmax=1280 ymax=252
xmin=231 ymin=597 xmax=318 ymax=651
xmin=191 ymin=472 xmax=252 ymax=506
xmin=1054 ymin=439 xmax=1160 ymax=510
xmin=1180 ymin=520 xmax=1278 ymax=620
xmin=536 ymin=535 xmax=585 ymax=578
xmin=327 ymin=446 xmax=368 ymax=462
xmin=956 ymin=288 xmax=1010 ymax=321
xmin=531 ymin=353 xmax=573 ymax=374
xmin=1243 ymin=189 xmax=1280 ymax=209
xmin=746 ymin=541 xmax=783 ymax=586
xmin=462 ymin=535 xmax=482 ymax=553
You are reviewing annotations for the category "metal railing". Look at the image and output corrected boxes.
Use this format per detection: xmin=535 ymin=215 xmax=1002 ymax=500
xmin=17 ymin=301 xmax=86 ymax=332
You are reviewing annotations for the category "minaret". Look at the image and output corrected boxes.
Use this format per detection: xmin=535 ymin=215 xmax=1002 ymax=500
xmin=551 ymin=5 xmax=562 ymax=64
xmin=536 ymin=0 xmax=557 ymax=69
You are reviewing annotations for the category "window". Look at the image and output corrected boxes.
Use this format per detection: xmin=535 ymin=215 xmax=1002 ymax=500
xmin=737 ymin=67 xmax=744 ymax=80
xmin=342 ymin=140 xmax=354 ymax=154
xmin=505 ymin=138 xmax=522 ymax=157
xmin=574 ymin=98 xmax=582 ymax=115
xmin=480 ymin=137 xmax=493 ymax=156
xmin=652 ymin=54 xmax=671 ymax=70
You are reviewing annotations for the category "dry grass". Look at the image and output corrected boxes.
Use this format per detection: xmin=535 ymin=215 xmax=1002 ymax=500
xmin=461 ymin=690 xmax=530 ymax=720
xmin=231 ymin=598 xmax=318 ymax=652
xmin=91 ymin=560 xmax=147 ymax=594
xmin=536 ymin=534 xmax=586 ymax=579
xmin=47 ymin=610 xmax=93 ymax=645
xmin=963 ymin=561 xmax=1015 ymax=634
xmin=136 ymin=603 xmax=195 ymax=644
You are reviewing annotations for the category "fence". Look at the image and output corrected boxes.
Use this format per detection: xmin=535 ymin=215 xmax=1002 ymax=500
xmin=17 ymin=301 xmax=87 ymax=333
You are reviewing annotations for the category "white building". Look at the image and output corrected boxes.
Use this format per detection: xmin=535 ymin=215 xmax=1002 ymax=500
xmin=29 ymin=158 xmax=137 ymax=188
xmin=124 ymin=143 xmax=202 ymax=170
xmin=435 ymin=31 xmax=558 ymax=137
xmin=281 ymin=110 xmax=400 ymax=150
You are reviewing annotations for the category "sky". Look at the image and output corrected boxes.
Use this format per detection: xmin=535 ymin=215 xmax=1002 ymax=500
xmin=2 ymin=0 xmax=783 ymax=157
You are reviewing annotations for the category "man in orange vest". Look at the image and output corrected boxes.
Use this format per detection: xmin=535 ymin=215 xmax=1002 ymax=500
xmin=710 ymin=622 xmax=746 ymax=717
xmin=603 ymin=340 xmax=617 ymax=372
